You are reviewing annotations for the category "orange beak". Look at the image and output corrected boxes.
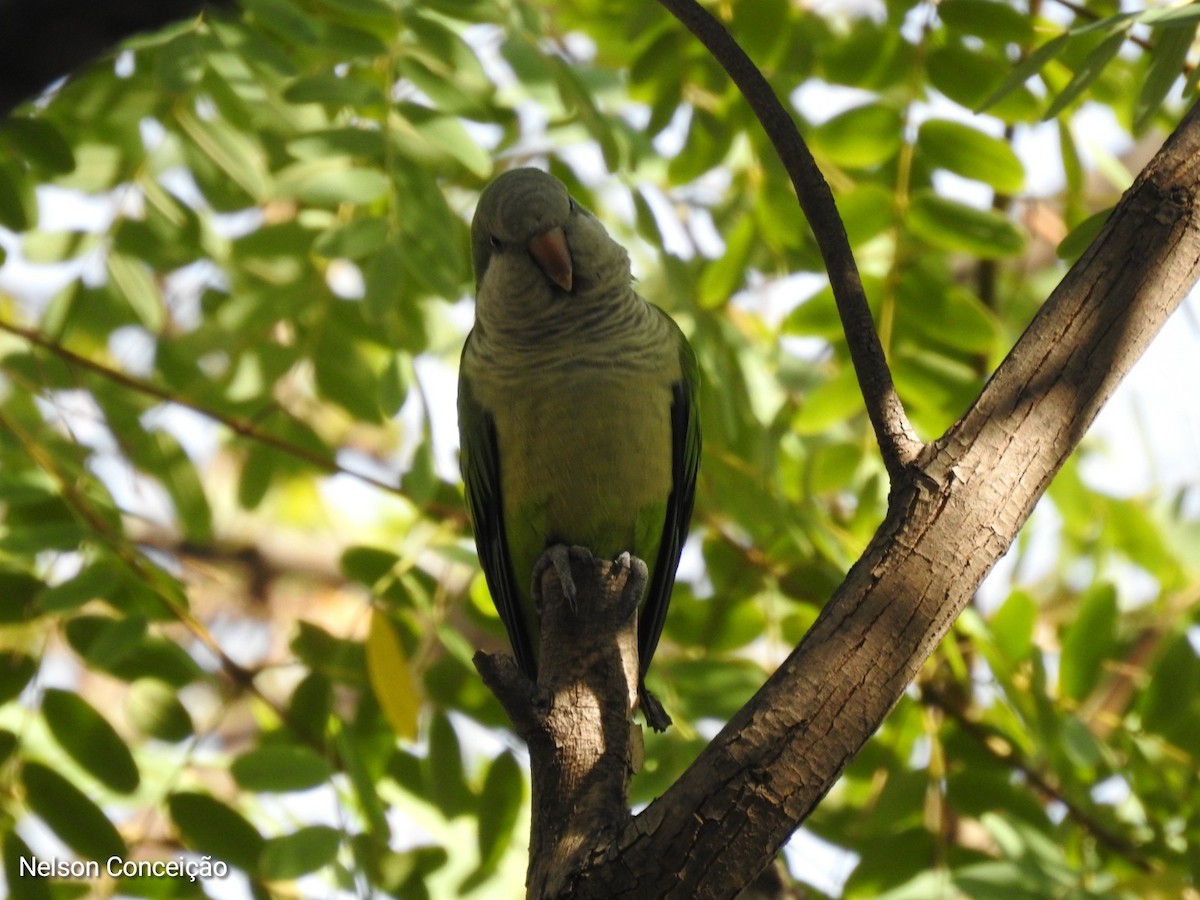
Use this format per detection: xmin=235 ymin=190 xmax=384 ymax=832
xmin=527 ymin=227 xmax=573 ymax=292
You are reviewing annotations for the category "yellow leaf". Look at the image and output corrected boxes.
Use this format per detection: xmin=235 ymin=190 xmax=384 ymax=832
xmin=366 ymin=609 xmax=419 ymax=740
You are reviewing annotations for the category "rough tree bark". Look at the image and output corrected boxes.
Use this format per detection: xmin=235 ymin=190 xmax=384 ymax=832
xmin=473 ymin=79 xmax=1200 ymax=900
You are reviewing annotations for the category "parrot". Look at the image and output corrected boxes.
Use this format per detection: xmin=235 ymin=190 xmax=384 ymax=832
xmin=457 ymin=167 xmax=701 ymax=731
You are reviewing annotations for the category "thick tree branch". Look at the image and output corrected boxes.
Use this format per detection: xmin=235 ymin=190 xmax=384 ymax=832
xmin=656 ymin=0 xmax=923 ymax=480
xmin=475 ymin=548 xmax=645 ymax=898
xmin=552 ymin=100 xmax=1200 ymax=900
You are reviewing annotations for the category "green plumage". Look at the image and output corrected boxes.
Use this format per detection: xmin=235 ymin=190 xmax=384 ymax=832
xmin=458 ymin=168 xmax=700 ymax=728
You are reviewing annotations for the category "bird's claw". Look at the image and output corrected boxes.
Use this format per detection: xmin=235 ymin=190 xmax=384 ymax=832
xmin=532 ymin=544 xmax=580 ymax=614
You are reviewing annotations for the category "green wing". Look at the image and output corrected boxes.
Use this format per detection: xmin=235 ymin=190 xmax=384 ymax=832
xmin=457 ymin=342 xmax=537 ymax=678
xmin=637 ymin=312 xmax=702 ymax=677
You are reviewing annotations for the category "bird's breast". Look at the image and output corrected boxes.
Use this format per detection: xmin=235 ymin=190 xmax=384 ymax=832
xmin=492 ymin=365 xmax=676 ymax=568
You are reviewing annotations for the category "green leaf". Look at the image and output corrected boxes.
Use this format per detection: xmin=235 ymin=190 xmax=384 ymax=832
xmin=0 ymin=729 xmax=16 ymax=767
xmin=938 ymin=0 xmax=1033 ymax=45
xmin=669 ymin=109 xmax=734 ymax=183
xmin=279 ymin=164 xmax=390 ymax=206
xmin=287 ymin=127 xmax=386 ymax=161
xmin=0 ymin=117 xmax=76 ymax=175
xmin=336 ymin=726 xmax=391 ymax=840
xmin=65 ymin=614 xmax=147 ymax=671
xmin=476 ymin=752 xmax=524 ymax=873
xmin=809 ymin=102 xmax=903 ymax=168
xmin=3 ymin=831 xmax=52 ymax=900
xmin=292 ymin=621 xmax=366 ymax=681
xmin=0 ymin=161 xmax=37 ymax=231
xmin=1058 ymin=583 xmax=1117 ymax=702
xmin=63 ymin=613 xmax=202 ymax=685
xmin=1056 ymin=206 xmax=1113 ymax=262
xmin=394 ymin=104 xmax=492 ymax=177
xmin=288 ymin=672 xmax=332 ymax=741
xmin=42 ymin=688 xmax=140 ymax=794
xmin=283 ymin=73 xmax=387 ymax=109
xmin=313 ymin=217 xmax=390 ymax=260
xmin=839 ymin=183 xmax=894 ymax=245
xmin=21 ymin=230 xmax=102 ymax=263
xmin=168 ymin=791 xmax=265 ymax=873
xmin=341 ymin=546 xmax=402 ymax=585
xmin=1138 ymin=4 xmax=1200 ymax=26
xmin=1044 ymin=30 xmax=1127 ymax=120
xmin=125 ymin=678 xmax=194 ymax=742
xmin=916 ymin=119 xmax=1024 ymax=194
xmin=808 ymin=441 xmax=866 ymax=495
xmin=316 ymin=0 xmax=397 ymax=17
xmin=547 ymin=56 xmax=621 ymax=170
xmin=260 ymin=826 xmax=341 ymax=880
xmin=978 ymin=33 xmax=1070 ymax=112
xmin=989 ymin=590 xmax=1037 ymax=663
xmin=0 ymin=651 xmax=37 ymax=704
xmin=155 ymin=32 xmax=209 ymax=93
xmin=231 ymin=744 xmax=333 ymax=792
xmin=698 ymin=215 xmax=754 ymax=307
xmin=1134 ymin=24 xmax=1194 ymax=133
xmin=426 ymin=712 xmax=470 ymax=816
xmin=399 ymin=11 xmax=495 ymax=117
xmin=793 ymin=365 xmax=863 ymax=434
xmin=242 ymin=0 xmax=320 ymax=44
xmin=0 ymin=566 xmax=44 ymax=624
xmin=1139 ymin=632 xmax=1200 ymax=744
xmin=107 ymin=252 xmax=164 ymax=332
xmin=312 ymin=328 xmax=383 ymax=422
xmin=23 ymin=761 xmax=126 ymax=860
xmin=897 ymin=271 xmax=999 ymax=354
xmin=175 ymin=108 xmax=270 ymax=203
xmin=906 ymin=190 xmax=1025 ymax=257
xmin=0 ymin=657 xmax=36 ymax=710
xmin=363 ymin=244 xmax=405 ymax=321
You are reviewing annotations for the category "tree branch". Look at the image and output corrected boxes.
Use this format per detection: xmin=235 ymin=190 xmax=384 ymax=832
xmin=475 ymin=548 xmax=645 ymax=898
xmin=0 ymin=318 xmax=417 ymax=502
xmin=655 ymin=0 xmax=923 ymax=480
xmin=552 ymin=98 xmax=1200 ymax=900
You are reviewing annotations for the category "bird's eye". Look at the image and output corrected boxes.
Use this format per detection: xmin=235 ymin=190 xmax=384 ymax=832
xmin=489 ymin=235 xmax=501 ymax=249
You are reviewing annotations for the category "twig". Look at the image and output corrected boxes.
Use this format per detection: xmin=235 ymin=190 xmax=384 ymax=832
xmin=655 ymin=0 xmax=923 ymax=479
xmin=0 ymin=318 xmax=408 ymax=500
xmin=923 ymin=685 xmax=1155 ymax=872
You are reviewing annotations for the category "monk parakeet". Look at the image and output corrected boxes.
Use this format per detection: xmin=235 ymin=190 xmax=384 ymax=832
xmin=458 ymin=167 xmax=701 ymax=731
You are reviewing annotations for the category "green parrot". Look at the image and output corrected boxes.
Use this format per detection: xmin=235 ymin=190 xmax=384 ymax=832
xmin=458 ymin=167 xmax=701 ymax=731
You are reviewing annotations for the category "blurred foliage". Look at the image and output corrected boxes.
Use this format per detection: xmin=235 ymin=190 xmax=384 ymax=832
xmin=0 ymin=0 xmax=1198 ymax=897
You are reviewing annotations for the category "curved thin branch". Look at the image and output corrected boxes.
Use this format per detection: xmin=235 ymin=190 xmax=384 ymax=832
xmin=656 ymin=0 xmax=923 ymax=479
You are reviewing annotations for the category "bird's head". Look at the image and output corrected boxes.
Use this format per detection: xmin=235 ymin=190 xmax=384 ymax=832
xmin=471 ymin=168 xmax=629 ymax=311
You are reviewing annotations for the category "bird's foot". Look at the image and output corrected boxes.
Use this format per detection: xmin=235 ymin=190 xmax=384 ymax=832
xmin=611 ymin=551 xmax=649 ymax=618
xmin=532 ymin=544 xmax=585 ymax=614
